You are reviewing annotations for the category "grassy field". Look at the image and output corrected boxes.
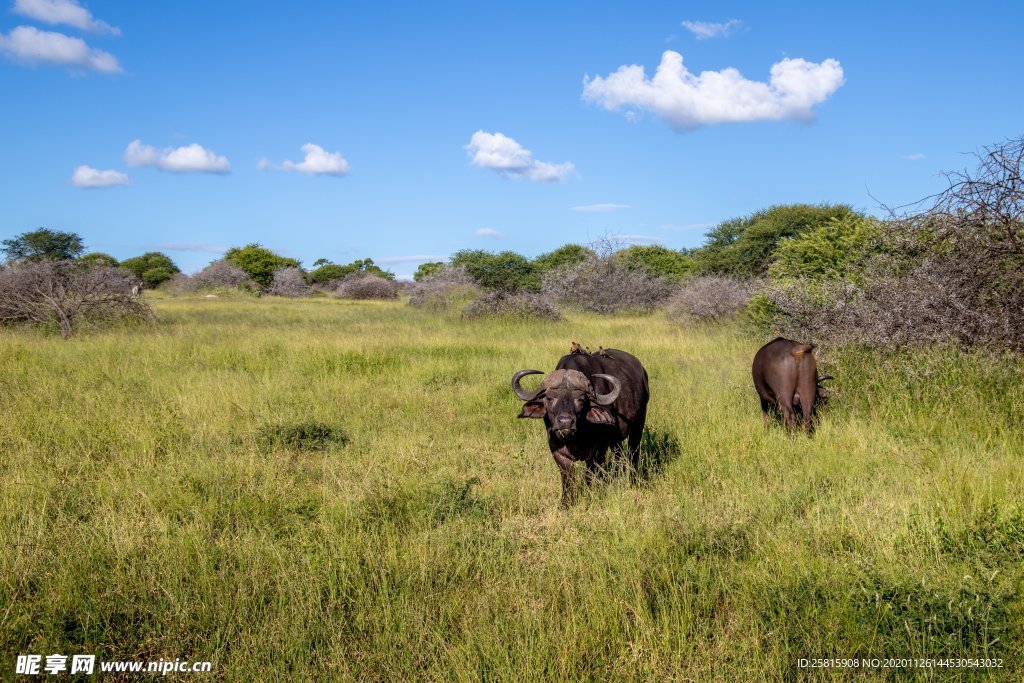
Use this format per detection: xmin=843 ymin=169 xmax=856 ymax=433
xmin=2 ymin=295 xmax=1022 ymax=681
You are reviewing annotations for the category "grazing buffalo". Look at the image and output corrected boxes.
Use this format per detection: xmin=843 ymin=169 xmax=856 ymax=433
xmin=512 ymin=343 xmax=649 ymax=506
xmin=752 ymin=337 xmax=831 ymax=434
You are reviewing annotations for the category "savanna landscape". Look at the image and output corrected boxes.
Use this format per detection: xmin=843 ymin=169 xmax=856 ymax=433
xmin=3 ymin=2 xmax=1024 ymax=680
xmin=2 ymin=137 xmax=1023 ymax=680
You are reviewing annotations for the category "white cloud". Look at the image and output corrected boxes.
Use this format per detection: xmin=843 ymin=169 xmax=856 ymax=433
xmin=681 ymin=19 xmax=741 ymax=40
xmin=266 ymin=143 xmax=350 ymax=176
xmin=572 ymin=203 xmax=630 ymax=212
xmin=71 ymin=165 xmax=128 ymax=188
xmin=465 ymin=131 xmax=575 ymax=183
xmin=13 ymin=0 xmax=120 ymax=35
xmin=582 ymin=50 xmax=845 ymax=131
xmin=475 ymin=228 xmax=504 ymax=239
xmin=904 ymin=152 xmax=925 ymax=161
xmin=0 ymin=25 xmax=120 ymax=72
xmin=124 ymin=139 xmax=230 ymax=174
xmin=156 ymin=243 xmax=226 ymax=254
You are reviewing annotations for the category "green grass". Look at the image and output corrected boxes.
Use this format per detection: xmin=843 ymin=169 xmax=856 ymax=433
xmin=1 ymin=296 xmax=1022 ymax=681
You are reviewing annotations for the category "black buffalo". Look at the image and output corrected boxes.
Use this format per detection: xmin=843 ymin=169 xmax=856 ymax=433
xmin=752 ymin=337 xmax=831 ymax=434
xmin=512 ymin=344 xmax=649 ymax=506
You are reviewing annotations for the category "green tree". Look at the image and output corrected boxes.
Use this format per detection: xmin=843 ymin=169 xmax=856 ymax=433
xmin=450 ymin=249 xmax=539 ymax=292
xmin=532 ymin=244 xmax=595 ymax=274
xmin=224 ymin=244 xmax=301 ymax=289
xmin=309 ymin=257 xmax=394 ymax=284
xmin=693 ymin=204 xmax=863 ymax=277
xmin=413 ymin=261 xmax=445 ymax=281
xmin=768 ymin=216 xmax=882 ymax=282
xmin=615 ymin=245 xmax=693 ymax=280
xmin=2 ymin=228 xmax=85 ymax=262
xmin=120 ymin=252 xmax=181 ymax=288
xmin=78 ymin=252 xmax=120 ymax=268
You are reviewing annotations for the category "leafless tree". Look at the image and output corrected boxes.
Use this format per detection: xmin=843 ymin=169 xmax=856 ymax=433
xmin=268 ymin=267 xmax=310 ymax=297
xmin=463 ymin=290 xmax=561 ymax=320
xmin=666 ymin=275 xmax=755 ymax=323
xmin=541 ymin=256 xmax=675 ymax=314
xmin=406 ymin=266 xmax=480 ymax=308
xmin=332 ymin=273 xmax=400 ymax=300
xmin=0 ymin=261 xmax=151 ymax=337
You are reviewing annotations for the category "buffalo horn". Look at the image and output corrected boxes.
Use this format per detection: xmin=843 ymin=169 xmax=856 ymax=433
xmin=511 ymin=369 xmax=545 ymax=401
xmin=589 ymin=373 xmax=621 ymax=405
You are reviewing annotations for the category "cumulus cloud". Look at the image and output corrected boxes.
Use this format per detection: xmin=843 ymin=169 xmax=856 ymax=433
xmin=13 ymin=0 xmax=120 ymax=35
xmin=582 ymin=50 xmax=845 ymax=131
xmin=263 ymin=143 xmax=350 ymax=176
xmin=124 ymin=139 xmax=230 ymax=174
xmin=572 ymin=203 xmax=630 ymax=212
xmin=681 ymin=19 xmax=741 ymax=40
xmin=475 ymin=228 xmax=504 ymax=239
xmin=465 ymin=131 xmax=575 ymax=183
xmin=71 ymin=165 xmax=128 ymax=188
xmin=0 ymin=25 xmax=120 ymax=72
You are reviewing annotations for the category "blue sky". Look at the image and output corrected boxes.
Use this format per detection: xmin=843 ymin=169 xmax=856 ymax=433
xmin=2 ymin=1 xmax=1022 ymax=278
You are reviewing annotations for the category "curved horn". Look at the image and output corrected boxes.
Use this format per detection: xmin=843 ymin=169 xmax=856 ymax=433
xmin=817 ymin=375 xmax=834 ymax=383
xmin=511 ymin=369 xmax=544 ymax=401
xmin=589 ymin=373 xmax=621 ymax=406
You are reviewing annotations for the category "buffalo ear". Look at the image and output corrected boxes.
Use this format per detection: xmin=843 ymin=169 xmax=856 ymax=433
xmin=585 ymin=406 xmax=616 ymax=425
xmin=518 ymin=402 xmax=545 ymax=419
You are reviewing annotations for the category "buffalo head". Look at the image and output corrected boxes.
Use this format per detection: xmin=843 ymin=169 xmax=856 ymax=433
xmin=512 ymin=368 xmax=621 ymax=439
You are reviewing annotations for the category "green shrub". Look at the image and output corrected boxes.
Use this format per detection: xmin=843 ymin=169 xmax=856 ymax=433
xmin=694 ymin=204 xmax=864 ymax=277
xmin=450 ymin=249 xmax=540 ymax=292
xmin=768 ymin=215 xmax=882 ymax=282
xmin=615 ymin=245 xmax=694 ymax=280
xmin=532 ymin=244 xmax=594 ymax=274
xmin=120 ymin=252 xmax=181 ymax=288
xmin=224 ymin=244 xmax=300 ymax=289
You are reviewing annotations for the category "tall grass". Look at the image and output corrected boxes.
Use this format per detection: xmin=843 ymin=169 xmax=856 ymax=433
xmin=1 ymin=296 xmax=1021 ymax=680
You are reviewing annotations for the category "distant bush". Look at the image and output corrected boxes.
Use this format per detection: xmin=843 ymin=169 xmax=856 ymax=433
xmin=77 ymin=252 xmax=119 ymax=269
xmin=615 ymin=244 xmax=694 ymax=280
xmin=413 ymin=261 xmax=445 ymax=281
xmin=532 ymin=244 xmax=595 ymax=275
xmin=666 ymin=275 xmax=754 ymax=323
xmin=406 ymin=266 xmax=481 ymax=309
xmin=119 ymin=251 xmax=181 ymax=288
xmin=310 ymin=258 xmax=394 ymax=284
xmin=224 ymin=244 xmax=300 ymax=289
xmin=268 ymin=267 xmax=310 ymax=297
xmin=176 ymin=260 xmax=258 ymax=293
xmin=332 ymin=273 xmax=400 ymax=300
xmin=0 ymin=260 xmax=151 ymax=337
xmin=541 ymin=256 xmax=675 ymax=314
xmin=450 ymin=249 xmax=540 ymax=292
xmin=463 ymin=291 xmax=561 ymax=320
xmin=768 ymin=215 xmax=882 ymax=282
xmin=694 ymin=204 xmax=863 ymax=277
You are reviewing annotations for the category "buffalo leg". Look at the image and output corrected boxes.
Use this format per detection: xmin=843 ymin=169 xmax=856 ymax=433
xmin=778 ymin=395 xmax=798 ymax=433
xmin=552 ymin=449 xmax=576 ymax=508
xmin=797 ymin=375 xmax=817 ymax=435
